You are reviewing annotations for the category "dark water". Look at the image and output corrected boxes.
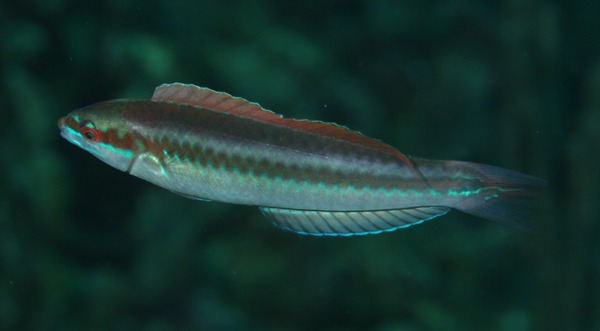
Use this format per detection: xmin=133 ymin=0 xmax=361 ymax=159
xmin=1 ymin=1 xmax=598 ymax=330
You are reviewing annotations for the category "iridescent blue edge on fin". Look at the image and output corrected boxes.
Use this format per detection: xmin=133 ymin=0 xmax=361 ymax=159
xmin=258 ymin=206 xmax=450 ymax=236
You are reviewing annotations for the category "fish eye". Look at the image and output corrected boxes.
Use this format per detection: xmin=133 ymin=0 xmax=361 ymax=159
xmin=79 ymin=122 xmax=101 ymax=142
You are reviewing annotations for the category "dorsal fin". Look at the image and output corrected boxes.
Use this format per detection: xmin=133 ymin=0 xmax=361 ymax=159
xmin=152 ymin=83 xmax=282 ymax=122
xmin=152 ymin=83 xmax=413 ymax=165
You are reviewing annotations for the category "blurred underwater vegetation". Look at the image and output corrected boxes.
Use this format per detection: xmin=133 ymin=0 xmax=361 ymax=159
xmin=1 ymin=0 xmax=599 ymax=330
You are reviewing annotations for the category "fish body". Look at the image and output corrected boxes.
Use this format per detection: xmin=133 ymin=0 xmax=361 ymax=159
xmin=58 ymin=83 xmax=544 ymax=236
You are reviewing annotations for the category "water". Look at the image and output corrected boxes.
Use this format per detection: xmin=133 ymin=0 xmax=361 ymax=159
xmin=1 ymin=1 xmax=597 ymax=330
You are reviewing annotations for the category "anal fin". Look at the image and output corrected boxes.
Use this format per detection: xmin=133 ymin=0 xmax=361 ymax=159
xmin=258 ymin=206 xmax=449 ymax=236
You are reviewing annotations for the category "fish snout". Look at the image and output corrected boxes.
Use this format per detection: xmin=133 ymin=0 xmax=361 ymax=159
xmin=57 ymin=116 xmax=70 ymax=138
xmin=57 ymin=116 xmax=66 ymax=129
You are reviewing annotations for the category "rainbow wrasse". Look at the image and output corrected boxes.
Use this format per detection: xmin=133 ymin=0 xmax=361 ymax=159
xmin=58 ymin=83 xmax=544 ymax=236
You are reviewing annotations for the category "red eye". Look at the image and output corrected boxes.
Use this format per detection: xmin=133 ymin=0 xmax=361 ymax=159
xmin=79 ymin=126 xmax=101 ymax=142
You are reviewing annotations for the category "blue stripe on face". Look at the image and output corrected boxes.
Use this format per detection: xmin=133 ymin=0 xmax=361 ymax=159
xmin=96 ymin=142 xmax=134 ymax=159
xmin=61 ymin=122 xmax=133 ymax=160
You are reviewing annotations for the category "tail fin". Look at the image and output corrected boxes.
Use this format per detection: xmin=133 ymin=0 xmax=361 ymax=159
xmin=451 ymin=161 xmax=545 ymax=231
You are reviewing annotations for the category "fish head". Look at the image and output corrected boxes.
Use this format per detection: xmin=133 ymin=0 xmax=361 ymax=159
xmin=58 ymin=100 xmax=138 ymax=172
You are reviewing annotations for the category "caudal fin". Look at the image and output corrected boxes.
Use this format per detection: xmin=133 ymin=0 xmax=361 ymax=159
xmin=450 ymin=161 xmax=545 ymax=231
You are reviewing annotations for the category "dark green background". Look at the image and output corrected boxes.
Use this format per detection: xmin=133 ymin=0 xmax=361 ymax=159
xmin=1 ymin=1 xmax=598 ymax=330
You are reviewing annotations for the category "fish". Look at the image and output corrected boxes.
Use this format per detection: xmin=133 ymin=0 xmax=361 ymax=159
xmin=57 ymin=83 xmax=545 ymax=236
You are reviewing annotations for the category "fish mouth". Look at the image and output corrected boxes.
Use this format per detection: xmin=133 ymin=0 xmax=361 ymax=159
xmin=57 ymin=116 xmax=83 ymax=148
xmin=57 ymin=116 xmax=64 ymax=128
xmin=57 ymin=117 xmax=68 ymax=138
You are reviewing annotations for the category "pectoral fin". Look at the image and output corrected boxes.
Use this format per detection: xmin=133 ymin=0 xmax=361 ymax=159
xmin=259 ymin=206 xmax=449 ymax=236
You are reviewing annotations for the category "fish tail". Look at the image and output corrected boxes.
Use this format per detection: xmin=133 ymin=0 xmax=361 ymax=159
xmin=449 ymin=161 xmax=546 ymax=231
